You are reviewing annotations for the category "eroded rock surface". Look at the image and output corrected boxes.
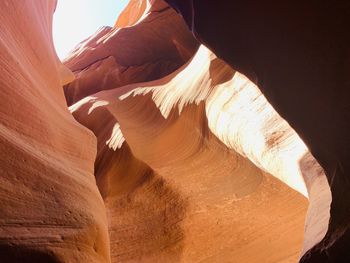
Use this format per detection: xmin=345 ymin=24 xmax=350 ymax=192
xmin=0 ymin=1 xmax=109 ymax=262
xmin=65 ymin=1 xmax=330 ymax=262
xmin=165 ymin=0 xmax=350 ymax=261
xmin=70 ymin=60 xmax=308 ymax=262
xmin=0 ymin=0 xmax=337 ymax=262
xmin=63 ymin=0 xmax=198 ymax=106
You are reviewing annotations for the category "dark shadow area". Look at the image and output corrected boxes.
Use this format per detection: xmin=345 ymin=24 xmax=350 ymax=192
xmin=0 ymin=245 xmax=61 ymax=263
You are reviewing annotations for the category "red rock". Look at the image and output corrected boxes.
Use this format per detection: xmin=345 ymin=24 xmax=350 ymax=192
xmin=69 ymin=38 xmax=320 ymax=261
xmin=115 ymin=0 xmax=147 ymax=27
xmin=63 ymin=0 xmax=199 ymax=106
xmin=0 ymin=1 xmax=109 ymax=262
xmin=0 ymin=0 xmax=339 ymax=262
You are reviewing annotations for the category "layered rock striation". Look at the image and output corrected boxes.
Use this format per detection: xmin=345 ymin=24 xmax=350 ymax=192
xmin=165 ymin=0 xmax=350 ymax=261
xmin=0 ymin=1 xmax=109 ymax=262
xmin=67 ymin=0 xmax=330 ymax=262
xmin=0 ymin=0 xmax=339 ymax=262
xmin=63 ymin=0 xmax=198 ymax=106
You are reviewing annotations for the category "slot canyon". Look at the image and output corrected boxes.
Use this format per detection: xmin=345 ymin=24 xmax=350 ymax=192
xmin=0 ymin=0 xmax=349 ymax=262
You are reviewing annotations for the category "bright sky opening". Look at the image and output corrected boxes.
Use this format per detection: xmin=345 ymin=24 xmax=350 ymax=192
xmin=53 ymin=0 xmax=129 ymax=60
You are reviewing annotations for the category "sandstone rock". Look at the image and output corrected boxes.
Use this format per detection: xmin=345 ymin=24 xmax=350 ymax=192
xmin=71 ymin=91 xmax=307 ymax=263
xmin=69 ymin=39 xmax=324 ymax=261
xmin=0 ymin=1 xmax=109 ymax=262
xmin=0 ymin=0 xmax=339 ymax=262
xmin=165 ymin=0 xmax=350 ymax=261
xmin=63 ymin=0 xmax=199 ymax=106
xmin=114 ymin=0 xmax=147 ymax=27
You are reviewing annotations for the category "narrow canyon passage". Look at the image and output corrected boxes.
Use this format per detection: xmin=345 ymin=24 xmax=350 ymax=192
xmin=0 ymin=0 xmax=341 ymax=262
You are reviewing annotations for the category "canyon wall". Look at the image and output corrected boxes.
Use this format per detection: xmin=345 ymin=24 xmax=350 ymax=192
xmin=0 ymin=0 xmax=338 ymax=262
xmin=165 ymin=0 xmax=350 ymax=262
xmin=66 ymin=0 xmax=330 ymax=262
xmin=0 ymin=0 xmax=110 ymax=262
xmin=63 ymin=0 xmax=198 ymax=106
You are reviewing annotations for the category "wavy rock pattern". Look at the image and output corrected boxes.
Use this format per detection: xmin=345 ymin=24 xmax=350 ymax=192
xmin=165 ymin=0 xmax=350 ymax=261
xmin=63 ymin=0 xmax=198 ymax=106
xmin=0 ymin=0 xmax=336 ymax=262
xmin=67 ymin=1 xmax=330 ymax=262
xmin=71 ymin=69 xmax=308 ymax=262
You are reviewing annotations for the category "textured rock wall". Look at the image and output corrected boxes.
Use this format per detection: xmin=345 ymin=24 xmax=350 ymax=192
xmin=0 ymin=1 xmax=109 ymax=262
xmin=0 ymin=0 xmax=337 ymax=262
xmin=70 ymin=50 xmax=309 ymax=262
xmin=66 ymin=1 xmax=330 ymax=262
xmin=165 ymin=0 xmax=350 ymax=262
xmin=63 ymin=0 xmax=198 ymax=106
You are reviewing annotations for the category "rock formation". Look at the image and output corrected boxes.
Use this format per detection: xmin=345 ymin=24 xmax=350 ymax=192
xmin=67 ymin=0 xmax=330 ymax=262
xmin=63 ymin=0 xmax=198 ymax=106
xmin=0 ymin=0 xmax=342 ymax=262
xmin=0 ymin=0 xmax=109 ymax=262
xmin=164 ymin=0 xmax=350 ymax=261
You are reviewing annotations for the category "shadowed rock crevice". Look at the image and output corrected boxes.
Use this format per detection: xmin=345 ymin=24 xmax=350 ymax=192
xmin=0 ymin=245 xmax=61 ymax=263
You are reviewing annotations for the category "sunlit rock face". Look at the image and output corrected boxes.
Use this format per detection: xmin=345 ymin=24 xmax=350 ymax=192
xmin=114 ymin=0 xmax=147 ymax=27
xmin=63 ymin=0 xmax=199 ymax=106
xmin=70 ymin=47 xmax=308 ymax=263
xmin=165 ymin=0 xmax=350 ymax=261
xmin=0 ymin=1 xmax=109 ymax=262
xmin=0 ymin=0 xmax=335 ymax=262
xmin=66 ymin=0 xmax=331 ymax=262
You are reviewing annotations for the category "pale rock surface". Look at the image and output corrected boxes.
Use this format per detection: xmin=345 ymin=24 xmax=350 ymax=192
xmin=115 ymin=0 xmax=147 ymax=27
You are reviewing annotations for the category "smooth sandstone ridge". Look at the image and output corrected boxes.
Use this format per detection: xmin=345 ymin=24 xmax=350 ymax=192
xmin=68 ymin=0 xmax=329 ymax=262
xmin=0 ymin=0 xmax=335 ymax=262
